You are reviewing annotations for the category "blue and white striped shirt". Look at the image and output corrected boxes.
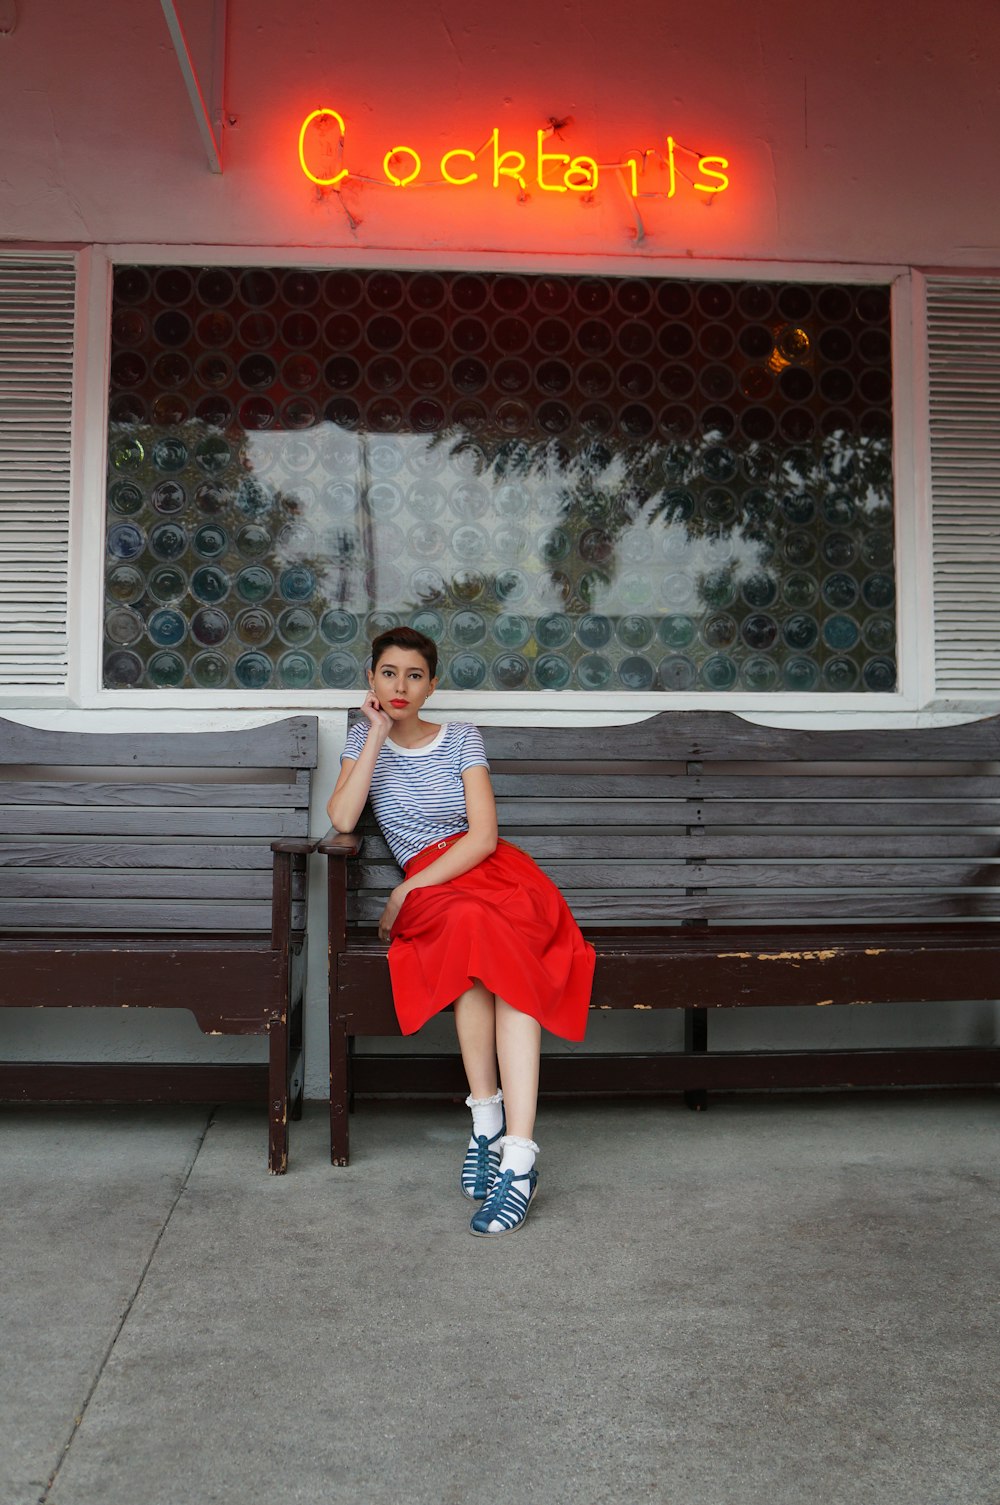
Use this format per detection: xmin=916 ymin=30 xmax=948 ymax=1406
xmin=340 ymin=720 xmax=491 ymax=867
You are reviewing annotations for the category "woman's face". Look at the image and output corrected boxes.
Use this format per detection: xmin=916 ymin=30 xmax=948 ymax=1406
xmin=368 ymin=647 xmax=438 ymax=719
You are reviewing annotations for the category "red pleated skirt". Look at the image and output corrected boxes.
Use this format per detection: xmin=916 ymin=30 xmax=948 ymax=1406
xmin=388 ymin=835 xmax=595 ymax=1040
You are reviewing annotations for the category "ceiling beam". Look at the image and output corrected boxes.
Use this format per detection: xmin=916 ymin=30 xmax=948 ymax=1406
xmin=160 ymin=0 xmax=226 ymax=174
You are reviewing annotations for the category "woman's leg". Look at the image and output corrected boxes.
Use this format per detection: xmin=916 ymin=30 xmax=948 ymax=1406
xmin=494 ymin=994 xmax=541 ymax=1141
xmin=454 ymin=981 xmax=504 ymax=1200
xmin=470 ymin=996 xmax=541 ymax=1233
xmin=453 ymin=979 xmax=498 ymax=1098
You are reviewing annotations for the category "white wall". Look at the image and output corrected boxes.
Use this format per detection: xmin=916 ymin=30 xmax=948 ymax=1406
xmin=2 ymin=0 xmax=999 ymax=1091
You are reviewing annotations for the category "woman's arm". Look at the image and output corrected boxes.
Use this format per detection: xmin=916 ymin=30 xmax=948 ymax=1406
xmin=326 ymin=695 xmax=390 ymax=834
xmin=376 ymin=764 xmax=498 ymax=941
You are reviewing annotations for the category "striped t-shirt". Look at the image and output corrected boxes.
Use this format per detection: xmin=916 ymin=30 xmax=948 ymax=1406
xmin=340 ymin=719 xmax=491 ymax=867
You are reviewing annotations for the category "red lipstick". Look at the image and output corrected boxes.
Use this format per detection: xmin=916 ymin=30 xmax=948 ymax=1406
xmin=390 ymin=699 xmax=408 ymax=708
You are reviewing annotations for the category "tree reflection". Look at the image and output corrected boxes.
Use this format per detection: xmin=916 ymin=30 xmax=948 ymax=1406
xmin=422 ymin=419 xmax=896 ymax=691
xmin=105 ymin=413 xmax=896 ymax=693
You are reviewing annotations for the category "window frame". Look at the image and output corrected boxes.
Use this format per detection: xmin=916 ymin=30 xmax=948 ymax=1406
xmin=63 ymin=245 xmax=923 ymax=712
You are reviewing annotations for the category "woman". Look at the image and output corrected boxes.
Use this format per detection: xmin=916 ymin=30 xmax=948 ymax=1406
xmin=327 ymin=625 xmax=595 ymax=1236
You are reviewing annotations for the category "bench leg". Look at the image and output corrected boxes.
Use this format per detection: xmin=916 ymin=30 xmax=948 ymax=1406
xmin=330 ymin=1018 xmax=351 ymax=1166
xmin=268 ymin=1011 xmax=290 ymax=1175
xmin=684 ymin=1007 xmax=708 ymax=1111
xmin=289 ymin=985 xmax=305 ymax=1123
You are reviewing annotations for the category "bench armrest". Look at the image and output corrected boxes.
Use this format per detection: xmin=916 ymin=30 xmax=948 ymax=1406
xmin=319 ymin=828 xmax=362 ymax=952
xmin=270 ymin=838 xmax=317 ymax=855
xmin=318 ymin=828 xmax=363 ymax=859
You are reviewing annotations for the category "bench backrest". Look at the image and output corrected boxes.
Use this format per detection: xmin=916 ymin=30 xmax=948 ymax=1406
xmin=345 ymin=709 xmax=1000 ymax=930
xmin=0 ymin=716 xmax=317 ymax=934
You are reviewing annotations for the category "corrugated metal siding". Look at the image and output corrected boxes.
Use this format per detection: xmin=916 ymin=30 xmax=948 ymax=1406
xmin=927 ymin=275 xmax=1000 ymax=692
xmin=0 ymin=255 xmax=76 ymax=687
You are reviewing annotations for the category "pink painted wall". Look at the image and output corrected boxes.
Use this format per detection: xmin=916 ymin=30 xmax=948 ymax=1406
xmin=2 ymin=0 xmax=998 ymax=266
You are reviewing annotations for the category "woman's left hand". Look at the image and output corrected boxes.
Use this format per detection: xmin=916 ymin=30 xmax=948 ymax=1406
xmin=377 ymin=885 xmax=408 ymax=943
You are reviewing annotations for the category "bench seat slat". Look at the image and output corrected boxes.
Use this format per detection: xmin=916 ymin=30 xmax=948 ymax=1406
xmin=0 ymin=716 xmax=318 ymax=768
xmin=516 ymin=832 xmax=1000 ymax=861
xmin=677 ymin=861 xmax=1000 ymax=889
xmin=0 ymin=778 xmax=311 ymax=809
xmin=577 ymin=893 xmax=1000 ymax=921
xmin=352 ymin=829 xmax=1000 ymax=862
xmin=2 ymin=933 xmax=288 ymax=953
xmin=2 ymin=899 xmax=299 ymax=931
xmin=347 ymin=858 xmax=1000 ymax=892
xmin=481 ymin=713 xmax=1000 ymax=763
xmin=489 ymin=773 xmax=1000 ymax=800
xmin=0 ymin=842 xmax=275 ymax=869
xmin=335 ymin=921 xmax=1000 ymax=958
xmin=493 ymin=798 xmax=1000 ymax=827
xmin=0 ymin=870 xmax=278 ymax=900
xmin=1 ymin=809 xmax=310 ymax=837
xmin=347 ymin=890 xmax=1000 ymax=924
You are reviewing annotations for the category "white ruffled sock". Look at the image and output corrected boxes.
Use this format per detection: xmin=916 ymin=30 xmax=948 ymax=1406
xmin=486 ymin=1135 xmax=539 ymax=1232
xmin=465 ymin=1089 xmax=504 ymax=1142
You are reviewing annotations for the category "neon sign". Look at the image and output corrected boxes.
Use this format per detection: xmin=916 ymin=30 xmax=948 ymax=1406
xmin=298 ymin=110 xmax=730 ymax=201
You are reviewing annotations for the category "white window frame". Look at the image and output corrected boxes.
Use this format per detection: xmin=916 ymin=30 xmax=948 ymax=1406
xmin=56 ymin=244 xmax=927 ymax=713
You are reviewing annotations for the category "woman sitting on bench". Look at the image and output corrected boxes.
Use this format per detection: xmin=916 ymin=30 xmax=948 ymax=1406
xmin=327 ymin=625 xmax=595 ymax=1236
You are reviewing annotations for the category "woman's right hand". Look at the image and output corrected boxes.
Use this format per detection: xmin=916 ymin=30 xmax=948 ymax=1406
xmin=361 ymin=691 xmax=392 ymax=735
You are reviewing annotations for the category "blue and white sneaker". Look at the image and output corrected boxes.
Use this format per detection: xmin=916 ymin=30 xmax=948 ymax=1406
xmin=460 ymin=1120 xmax=505 ymax=1201
xmin=469 ymin=1166 xmax=538 ymax=1235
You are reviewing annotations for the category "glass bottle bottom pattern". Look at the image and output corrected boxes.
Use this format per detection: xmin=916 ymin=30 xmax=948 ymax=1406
xmin=104 ymin=268 xmax=896 ymax=692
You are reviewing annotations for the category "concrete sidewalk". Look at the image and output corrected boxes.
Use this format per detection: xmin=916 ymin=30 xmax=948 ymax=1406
xmin=2 ymin=1092 xmax=998 ymax=1505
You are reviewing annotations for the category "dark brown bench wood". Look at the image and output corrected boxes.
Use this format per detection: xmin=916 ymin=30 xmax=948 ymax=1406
xmin=0 ymin=715 xmax=318 ymax=1173
xmin=321 ymin=709 xmax=1000 ymax=1164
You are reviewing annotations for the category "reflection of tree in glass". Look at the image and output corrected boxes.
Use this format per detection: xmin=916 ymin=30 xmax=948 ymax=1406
xmin=430 ymin=422 xmax=894 ymax=622
xmin=106 ymin=420 xmax=347 ymax=677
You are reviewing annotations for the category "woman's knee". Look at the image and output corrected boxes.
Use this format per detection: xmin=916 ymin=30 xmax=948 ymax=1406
xmin=454 ymin=978 xmax=495 ymax=1012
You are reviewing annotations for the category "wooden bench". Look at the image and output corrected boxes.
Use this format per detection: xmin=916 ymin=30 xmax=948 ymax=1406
xmin=321 ymin=708 xmax=1000 ymax=1164
xmin=0 ymin=715 xmax=317 ymax=1173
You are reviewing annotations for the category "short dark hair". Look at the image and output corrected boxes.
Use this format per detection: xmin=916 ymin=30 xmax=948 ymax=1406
xmin=370 ymin=625 xmax=438 ymax=679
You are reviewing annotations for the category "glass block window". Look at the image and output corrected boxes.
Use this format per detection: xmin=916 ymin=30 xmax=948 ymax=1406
xmin=104 ymin=267 xmax=896 ymax=693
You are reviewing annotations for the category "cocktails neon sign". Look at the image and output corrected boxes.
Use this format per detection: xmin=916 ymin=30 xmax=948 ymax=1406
xmin=298 ymin=110 xmax=730 ymax=201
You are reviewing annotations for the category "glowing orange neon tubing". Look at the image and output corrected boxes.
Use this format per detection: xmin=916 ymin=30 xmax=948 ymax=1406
xmin=537 ymin=129 xmax=569 ymax=192
xmin=695 ymin=156 xmax=730 ymax=193
xmin=565 ymin=156 xmax=598 ymax=192
xmin=441 ymin=148 xmax=478 ymax=186
xmin=491 ymin=129 xmax=526 ymax=190
xmin=384 ymin=146 xmax=422 ymax=186
xmin=298 ymin=108 xmax=348 ymax=187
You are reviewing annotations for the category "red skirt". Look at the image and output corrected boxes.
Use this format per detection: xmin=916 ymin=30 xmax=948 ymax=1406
xmin=388 ymin=836 xmax=595 ymax=1040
